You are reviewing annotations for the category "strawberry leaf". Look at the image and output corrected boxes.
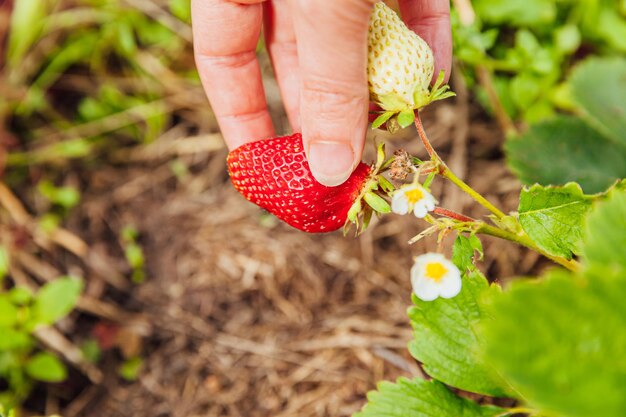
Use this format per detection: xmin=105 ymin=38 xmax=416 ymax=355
xmin=518 ymin=183 xmax=595 ymax=259
xmin=408 ymin=270 xmax=512 ymax=397
xmin=355 ymin=378 xmax=508 ymax=417
xmin=506 ymin=115 xmax=626 ymax=194
xmin=570 ymin=57 xmax=626 ymax=147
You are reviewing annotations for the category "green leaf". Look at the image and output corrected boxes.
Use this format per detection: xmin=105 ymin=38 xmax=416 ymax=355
xmin=9 ymin=287 xmax=32 ymax=305
xmin=452 ymin=235 xmax=474 ymax=273
xmin=397 ymin=110 xmax=415 ymax=128
xmin=363 ymin=192 xmax=391 ymax=214
xmin=469 ymin=234 xmax=484 ymax=261
xmin=583 ymin=189 xmax=626 ymax=273
xmin=473 ymin=0 xmax=556 ymax=27
xmin=0 ymin=295 xmax=18 ymax=327
xmin=371 ymin=111 xmax=394 ymax=130
xmin=6 ymin=0 xmax=48 ymax=68
xmin=354 ymin=378 xmax=507 ymax=417
xmin=32 ymin=277 xmax=83 ymax=326
xmin=408 ymin=271 xmax=511 ymax=396
xmin=570 ymin=57 xmax=626 ymax=147
xmin=0 ymin=246 xmax=9 ymax=283
xmin=119 ymin=357 xmax=143 ymax=381
xmin=554 ymin=24 xmax=581 ymax=54
xmin=0 ymin=328 xmax=32 ymax=350
xmin=519 ymin=183 xmax=594 ymax=259
xmin=482 ymin=270 xmax=626 ymax=417
xmin=506 ymin=116 xmax=626 ymax=194
xmin=25 ymin=352 xmax=67 ymax=382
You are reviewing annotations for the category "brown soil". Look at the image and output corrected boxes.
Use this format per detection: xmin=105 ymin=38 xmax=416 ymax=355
xmin=6 ymin=72 xmax=546 ymax=417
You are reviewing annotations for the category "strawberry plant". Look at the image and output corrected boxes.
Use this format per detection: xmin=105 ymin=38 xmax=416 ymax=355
xmin=225 ymin=3 xmax=626 ymax=416
xmin=452 ymin=0 xmax=626 ymax=126
xmin=0 ymin=277 xmax=82 ymax=408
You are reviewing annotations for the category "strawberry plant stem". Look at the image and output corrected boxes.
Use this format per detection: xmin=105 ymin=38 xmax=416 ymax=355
xmin=414 ymin=113 xmax=507 ymax=220
xmin=478 ymin=223 xmax=580 ymax=272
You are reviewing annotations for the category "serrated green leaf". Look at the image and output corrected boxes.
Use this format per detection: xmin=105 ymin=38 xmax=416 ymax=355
xmin=32 ymin=277 xmax=83 ymax=326
xmin=25 ymin=352 xmax=67 ymax=382
xmin=482 ymin=270 xmax=626 ymax=417
xmin=452 ymin=235 xmax=475 ymax=273
xmin=354 ymin=378 xmax=507 ymax=417
xmin=518 ymin=183 xmax=594 ymax=259
xmin=506 ymin=116 xmax=626 ymax=194
xmin=408 ymin=271 xmax=511 ymax=396
xmin=583 ymin=190 xmax=626 ymax=273
xmin=363 ymin=192 xmax=391 ymax=213
xmin=570 ymin=57 xmax=626 ymax=147
xmin=371 ymin=111 xmax=394 ymax=130
xmin=469 ymin=234 xmax=484 ymax=261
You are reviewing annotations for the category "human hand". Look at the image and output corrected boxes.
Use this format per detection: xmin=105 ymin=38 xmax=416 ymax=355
xmin=191 ymin=0 xmax=451 ymax=186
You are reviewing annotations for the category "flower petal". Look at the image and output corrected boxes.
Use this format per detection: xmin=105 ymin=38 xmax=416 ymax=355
xmin=439 ymin=271 xmax=462 ymax=299
xmin=413 ymin=202 xmax=429 ymax=218
xmin=412 ymin=276 xmax=441 ymax=301
xmin=392 ymin=193 xmax=410 ymax=215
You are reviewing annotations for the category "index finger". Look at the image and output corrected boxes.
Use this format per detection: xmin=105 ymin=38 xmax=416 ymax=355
xmin=191 ymin=0 xmax=274 ymax=150
xmin=398 ymin=0 xmax=452 ymax=83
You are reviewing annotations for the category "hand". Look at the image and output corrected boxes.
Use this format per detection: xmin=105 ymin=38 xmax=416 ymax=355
xmin=191 ymin=0 xmax=452 ymax=186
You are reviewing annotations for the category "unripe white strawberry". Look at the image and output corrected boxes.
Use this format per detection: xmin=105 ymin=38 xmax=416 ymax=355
xmin=368 ymin=2 xmax=434 ymax=109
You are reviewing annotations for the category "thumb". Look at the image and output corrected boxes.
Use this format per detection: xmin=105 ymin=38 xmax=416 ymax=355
xmin=290 ymin=0 xmax=374 ymax=186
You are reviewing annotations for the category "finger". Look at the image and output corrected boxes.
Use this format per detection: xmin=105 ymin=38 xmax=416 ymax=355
xmin=289 ymin=0 xmax=375 ymax=186
xmin=398 ymin=0 xmax=452 ymax=83
xmin=263 ymin=0 xmax=301 ymax=131
xmin=191 ymin=0 xmax=274 ymax=150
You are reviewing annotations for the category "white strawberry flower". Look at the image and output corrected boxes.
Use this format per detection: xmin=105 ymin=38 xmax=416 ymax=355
xmin=411 ymin=253 xmax=462 ymax=301
xmin=391 ymin=183 xmax=437 ymax=218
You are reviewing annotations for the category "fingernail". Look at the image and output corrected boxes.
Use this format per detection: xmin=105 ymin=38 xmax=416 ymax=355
xmin=308 ymin=141 xmax=355 ymax=187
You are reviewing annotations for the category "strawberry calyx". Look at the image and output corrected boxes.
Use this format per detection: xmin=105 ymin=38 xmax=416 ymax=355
xmin=371 ymin=71 xmax=456 ymax=133
xmin=344 ymin=143 xmax=396 ymax=235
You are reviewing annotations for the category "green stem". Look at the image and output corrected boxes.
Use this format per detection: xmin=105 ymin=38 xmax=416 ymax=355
xmin=478 ymin=223 xmax=580 ymax=272
xmin=441 ymin=168 xmax=507 ymax=220
xmin=414 ymin=113 xmax=507 ymax=220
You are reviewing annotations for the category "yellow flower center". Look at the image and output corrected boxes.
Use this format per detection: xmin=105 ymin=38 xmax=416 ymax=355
xmin=404 ymin=187 xmax=424 ymax=204
xmin=425 ymin=262 xmax=447 ymax=282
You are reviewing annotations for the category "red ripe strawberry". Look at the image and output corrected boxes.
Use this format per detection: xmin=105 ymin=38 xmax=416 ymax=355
xmin=227 ymin=133 xmax=371 ymax=233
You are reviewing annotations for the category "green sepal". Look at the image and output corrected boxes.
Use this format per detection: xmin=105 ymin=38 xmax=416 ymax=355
xmin=362 ymin=205 xmax=374 ymax=230
xmin=375 ymin=142 xmax=386 ymax=170
xmin=372 ymin=111 xmax=395 ymax=129
xmin=347 ymin=199 xmax=362 ymax=223
xmin=377 ymin=175 xmax=395 ymax=194
xmin=422 ymin=171 xmax=437 ymax=189
xmin=364 ymin=192 xmax=391 ymax=213
xmin=397 ymin=109 xmax=415 ymax=128
xmin=378 ymin=93 xmax=410 ymax=112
